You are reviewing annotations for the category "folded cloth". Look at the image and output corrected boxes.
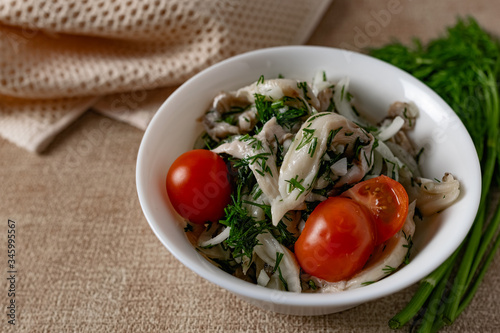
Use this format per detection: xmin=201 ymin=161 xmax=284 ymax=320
xmin=0 ymin=0 xmax=332 ymax=153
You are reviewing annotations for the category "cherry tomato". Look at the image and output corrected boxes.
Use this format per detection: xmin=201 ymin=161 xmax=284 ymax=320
xmin=343 ymin=175 xmax=409 ymax=245
xmin=294 ymin=196 xmax=376 ymax=282
xmin=166 ymin=149 xmax=232 ymax=224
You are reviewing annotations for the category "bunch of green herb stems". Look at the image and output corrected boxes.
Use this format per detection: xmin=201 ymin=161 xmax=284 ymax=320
xmin=370 ymin=18 xmax=500 ymax=332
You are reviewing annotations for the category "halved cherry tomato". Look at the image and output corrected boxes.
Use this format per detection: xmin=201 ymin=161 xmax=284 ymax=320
xmin=166 ymin=149 xmax=232 ymax=224
xmin=294 ymin=196 xmax=376 ymax=282
xmin=343 ymin=175 xmax=409 ymax=245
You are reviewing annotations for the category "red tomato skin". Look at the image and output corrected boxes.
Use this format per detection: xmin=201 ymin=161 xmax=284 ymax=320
xmin=166 ymin=150 xmax=232 ymax=224
xmin=343 ymin=175 xmax=409 ymax=245
xmin=294 ymin=196 xmax=376 ymax=282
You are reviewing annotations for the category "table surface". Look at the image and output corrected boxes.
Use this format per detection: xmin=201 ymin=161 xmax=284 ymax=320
xmin=3 ymin=1 xmax=500 ymax=332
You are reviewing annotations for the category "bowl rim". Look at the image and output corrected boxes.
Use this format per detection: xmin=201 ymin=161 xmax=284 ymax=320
xmin=136 ymin=45 xmax=481 ymax=307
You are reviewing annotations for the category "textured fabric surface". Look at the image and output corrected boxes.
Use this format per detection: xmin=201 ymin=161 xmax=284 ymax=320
xmin=2 ymin=1 xmax=500 ymax=332
xmin=0 ymin=0 xmax=331 ymax=152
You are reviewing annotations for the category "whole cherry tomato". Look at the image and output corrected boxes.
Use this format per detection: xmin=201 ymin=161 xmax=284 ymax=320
xmin=166 ymin=149 xmax=232 ymax=224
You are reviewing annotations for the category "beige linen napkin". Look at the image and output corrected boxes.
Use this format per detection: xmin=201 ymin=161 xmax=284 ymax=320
xmin=0 ymin=0 xmax=332 ymax=153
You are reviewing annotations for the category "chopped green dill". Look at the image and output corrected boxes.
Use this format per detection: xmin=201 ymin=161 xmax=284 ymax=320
xmin=239 ymin=202 xmax=295 ymax=247
xmin=416 ymin=147 xmax=425 ymax=164
xmin=363 ymin=150 xmax=373 ymax=167
xmin=274 ymin=220 xmax=297 ymax=248
xmin=296 ymin=128 xmax=316 ymax=150
xmin=344 ymin=131 xmax=354 ymax=136
xmin=253 ymin=94 xmax=309 ymax=130
xmin=285 ymin=175 xmax=306 ymax=198
xmin=275 ymin=103 xmax=309 ymax=129
xmin=308 ymin=280 xmax=318 ymax=290
xmin=326 ymin=127 xmax=343 ymax=147
xmin=242 ymin=200 xmax=272 ymax=220
xmin=229 ymin=158 xmax=255 ymax=188
xmin=235 ymin=137 xmax=273 ymax=177
xmin=402 ymin=231 xmax=413 ymax=265
xmin=218 ymin=114 xmax=237 ymax=126
xmin=361 ymin=281 xmax=376 ymax=286
xmin=277 ymin=267 xmax=289 ymax=291
xmin=184 ymin=223 xmax=194 ymax=232
xmin=434 ymin=177 xmax=441 ymax=183
xmin=306 ymin=112 xmax=329 ymax=123
xmin=364 ymin=139 xmax=377 ymax=168
xmin=301 ymin=201 xmax=321 ymax=222
xmin=271 ymin=99 xmax=285 ymax=109
xmin=308 ymin=137 xmax=318 ymax=157
xmin=247 ymin=152 xmax=273 ymax=177
xmin=353 ymin=136 xmax=370 ymax=157
xmin=403 ymin=107 xmax=413 ymax=127
xmin=215 ymin=104 xmax=252 ymax=125
xmin=383 ymin=265 xmax=397 ymax=274
xmin=200 ymin=132 xmax=218 ymax=150
xmin=254 ymin=93 xmax=273 ymax=124
xmin=351 ymin=104 xmax=361 ymax=117
xmin=220 ymin=183 xmax=268 ymax=260
xmin=278 ymin=73 xmax=284 ymax=78
xmin=340 ymin=85 xmax=346 ymax=101
xmin=251 ymin=185 xmax=263 ymax=201
xmin=326 ymin=97 xmax=336 ymax=112
xmin=257 ymin=75 xmax=265 ymax=85
xmin=229 ymin=105 xmax=250 ymax=113
xmin=297 ymin=81 xmax=311 ymax=100
xmin=272 ymin=252 xmax=284 ymax=274
xmin=274 ymin=134 xmax=285 ymax=167
xmin=239 ymin=134 xmax=263 ymax=150
xmin=384 ymin=158 xmax=398 ymax=179
xmin=372 ymin=137 xmax=379 ymax=150
xmin=252 ymin=189 xmax=263 ymax=201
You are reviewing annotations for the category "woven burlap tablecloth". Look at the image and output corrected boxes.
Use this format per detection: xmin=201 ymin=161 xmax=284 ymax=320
xmin=2 ymin=0 xmax=500 ymax=332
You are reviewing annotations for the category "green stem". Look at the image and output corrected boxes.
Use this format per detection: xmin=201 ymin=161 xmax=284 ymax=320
xmin=442 ymin=206 xmax=485 ymax=324
xmin=464 ymin=200 xmax=500 ymax=289
xmin=430 ymin=318 xmax=445 ymax=333
xmin=416 ymin=257 xmax=455 ymax=333
xmin=388 ymin=248 xmax=461 ymax=329
xmin=457 ymin=228 xmax=500 ymax=315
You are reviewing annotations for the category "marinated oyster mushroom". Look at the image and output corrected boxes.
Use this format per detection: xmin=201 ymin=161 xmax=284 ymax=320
xmin=202 ymin=78 xmax=320 ymax=141
xmin=272 ymin=112 xmax=375 ymax=225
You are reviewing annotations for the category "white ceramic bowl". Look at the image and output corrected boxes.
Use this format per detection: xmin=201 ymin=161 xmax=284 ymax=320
xmin=136 ymin=46 xmax=481 ymax=316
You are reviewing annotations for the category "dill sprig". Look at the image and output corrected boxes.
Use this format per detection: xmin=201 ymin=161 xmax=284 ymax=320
xmin=219 ymin=159 xmax=297 ymax=263
xmin=217 ymin=105 xmax=251 ymax=126
xmin=254 ymin=93 xmax=309 ymax=130
xmin=372 ymin=17 xmax=500 ymax=332
xmin=242 ymin=200 xmax=297 ymax=248
xmin=220 ymin=182 xmax=268 ymax=260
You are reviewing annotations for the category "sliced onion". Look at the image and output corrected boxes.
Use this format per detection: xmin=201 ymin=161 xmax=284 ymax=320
xmin=377 ymin=116 xmax=405 ymax=141
xmin=198 ymin=227 xmax=231 ymax=247
xmin=330 ymin=157 xmax=348 ymax=176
